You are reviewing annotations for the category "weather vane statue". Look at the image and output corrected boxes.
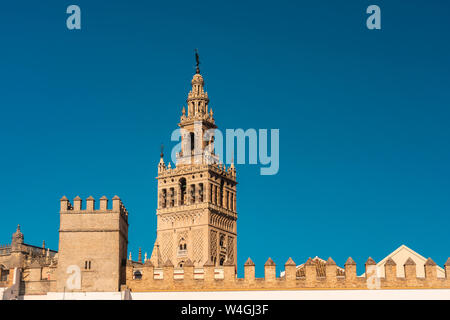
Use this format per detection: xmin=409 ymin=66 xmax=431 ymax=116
xmin=195 ymin=48 xmax=200 ymax=74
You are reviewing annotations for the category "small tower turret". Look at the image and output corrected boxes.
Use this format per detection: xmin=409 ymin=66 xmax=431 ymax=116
xmin=158 ymin=145 xmax=166 ymax=173
xmin=10 ymin=225 xmax=26 ymax=268
xmin=11 ymin=225 xmax=24 ymax=248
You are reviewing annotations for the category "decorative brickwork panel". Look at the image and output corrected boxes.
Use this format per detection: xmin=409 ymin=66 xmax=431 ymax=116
xmin=192 ymin=229 xmax=203 ymax=264
xmin=161 ymin=232 xmax=173 ymax=263
xmin=177 ymin=231 xmax=188 ymax=244
xmin=210 ymin=230 xmax=218 ymax=262
xmin=227 ymin=236 xmax=234 ymax=262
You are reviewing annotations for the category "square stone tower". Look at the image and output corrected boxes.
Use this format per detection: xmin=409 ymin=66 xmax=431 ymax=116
xmin=56 ymin=196 xmax=128 ymax=292
xmin=150 ymin=64 xmax=237 ymax=268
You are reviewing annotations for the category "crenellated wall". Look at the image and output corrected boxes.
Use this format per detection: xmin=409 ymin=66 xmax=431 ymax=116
xmin=60 ymin=195 xmax=129 ymax=222
xmin=125 ymin=257 xmax=450 ymax=292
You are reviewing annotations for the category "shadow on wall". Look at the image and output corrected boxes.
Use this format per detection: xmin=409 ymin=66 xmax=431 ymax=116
xmin=1 ymin=268 xmax=20 ymax=300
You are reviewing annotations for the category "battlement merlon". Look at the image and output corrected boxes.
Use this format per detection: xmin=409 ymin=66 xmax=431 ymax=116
xmin=60 ymin=195 xmax=129 ymax=221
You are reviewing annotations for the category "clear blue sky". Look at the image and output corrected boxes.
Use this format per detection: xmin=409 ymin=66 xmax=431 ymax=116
xmin=1 ymin=1 xmax=449 ymax=276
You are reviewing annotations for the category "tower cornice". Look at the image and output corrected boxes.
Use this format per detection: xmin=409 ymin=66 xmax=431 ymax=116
xmin=178 ymin=117 xmax=216 ymax=129
xmin=156 ymin=163 xmax=237 ymax=183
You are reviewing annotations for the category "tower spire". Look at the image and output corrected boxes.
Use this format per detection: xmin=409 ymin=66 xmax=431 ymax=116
xmin=185 ymin=53 xmax=211 ymax=119
xmin=195 ymin=48 xmax=200 ymax=74
xmin=175 ymin=55 xmax=219 ymax=166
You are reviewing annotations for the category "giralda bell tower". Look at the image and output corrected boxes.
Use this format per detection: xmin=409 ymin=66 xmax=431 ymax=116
xmin=150 ymin=54 xmax=237 ymax=268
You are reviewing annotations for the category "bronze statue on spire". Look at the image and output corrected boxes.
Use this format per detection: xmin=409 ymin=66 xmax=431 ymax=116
xmin=195 ymin=48 xmax=200 ymax=74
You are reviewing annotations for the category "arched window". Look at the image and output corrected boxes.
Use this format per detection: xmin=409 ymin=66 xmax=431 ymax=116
xmin=133 ymin=270 xmax=142 ymax=280
xmin=214 ymin=185 xmax=218 ymax=204
xmin=190 ymin=184 xmax=196 ymax=203
xmin=179 ymin=178 xmax=186 ymax=205
xmin=219 ymin=180 xmax=224 ymax=206
xmin=0 ymin=265 xmax=9 ymax=282
xmin=169 ymin=188 xmax=175 ymax=207
xmin=219 ymin=257 xmax=225 ymax=266
xmin=210 ymin=184 xmax=214 ymax=203
xmin=160 ymin=189 xmax=167 ymax=208
xmin=226 ymin=191 xmax=229 ymax=209
xmin=178 ymin=238 xmax=187 ymax=257
xmin=199 ymin=183 xmax=204 ymax=202
xmin=190 ymin=132 xmax=195 ymax=153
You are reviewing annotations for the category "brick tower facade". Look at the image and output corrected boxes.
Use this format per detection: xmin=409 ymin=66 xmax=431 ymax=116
xmin=150 ymin=65 xmax=237 ymax=268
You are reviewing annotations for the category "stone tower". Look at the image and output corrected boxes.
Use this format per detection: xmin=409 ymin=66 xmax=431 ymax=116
xmin=56 ymin=196 xmax=129 ymax=292
xmin=151 ymin=64 xmax=237 ymax=268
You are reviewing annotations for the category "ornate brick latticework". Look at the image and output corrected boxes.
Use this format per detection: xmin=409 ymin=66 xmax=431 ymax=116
xmin=192 ymin=229 xmax=203 ymax=264
xmin=177 ymin=231 xmax=188 ymax=244
xmin=227 ymin=236 xmax=235 ymax=263
xmin=210 ymin=230 xmax=218 ymax=263
xmin=150 ymin=63 xmax=238 ymax=267
xmin=160 ymin=232 xmax=173 ymax=263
